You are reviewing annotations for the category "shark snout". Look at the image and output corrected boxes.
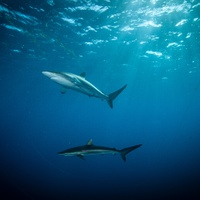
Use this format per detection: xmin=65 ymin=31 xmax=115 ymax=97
xmin=42 ymin=71 xmax=68 ymax=85
xmin=42 ymin=71 xmax=59 ymax=80
xmin=42 ymin=71 xmax=57 ymax=79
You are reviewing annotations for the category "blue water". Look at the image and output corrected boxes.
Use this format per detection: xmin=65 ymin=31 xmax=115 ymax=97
xmin=1 ymin=0 xmax=200 ymax=199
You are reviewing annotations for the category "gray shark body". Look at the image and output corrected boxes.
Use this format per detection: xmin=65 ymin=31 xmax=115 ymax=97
xmin=57 ymin=139 xmax=142 ymax=162
xmin=42 ymin=71 xmax=127 ymax=108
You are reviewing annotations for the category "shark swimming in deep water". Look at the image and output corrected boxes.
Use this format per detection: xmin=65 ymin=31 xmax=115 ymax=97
xmin=42 ymin=71 xmax=127 ymax=108
xmin=57 ymin=139 xmax=142 ymax=162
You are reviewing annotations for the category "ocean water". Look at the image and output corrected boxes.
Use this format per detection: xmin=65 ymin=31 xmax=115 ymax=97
xmin=0 ymin=0 xmax=200 ymax=199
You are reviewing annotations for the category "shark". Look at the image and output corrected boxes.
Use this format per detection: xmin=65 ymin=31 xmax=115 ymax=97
xmin=57 ymin=139 xmax=142 ymax=162
xmin=42 ymin=71 xmax=127 ymax=108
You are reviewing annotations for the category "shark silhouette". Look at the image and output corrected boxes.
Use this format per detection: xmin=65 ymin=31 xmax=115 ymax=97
xmin=42 ymin=71 xmax=127 ymax=108
xmin=57 ymin=139 xmax=142 ymax=162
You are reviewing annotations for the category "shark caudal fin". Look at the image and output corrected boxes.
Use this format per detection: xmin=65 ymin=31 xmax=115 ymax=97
xmin=107 ymin=84 xmax=127 ymax=108
xmin=120 ymin=144 xmax=142 ymax=162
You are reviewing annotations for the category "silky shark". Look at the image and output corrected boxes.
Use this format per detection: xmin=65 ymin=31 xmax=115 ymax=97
xmin=57 ymin=139 xmax=142 ymax=162
xmin=42 ymin=71 xmax=127 ymax=108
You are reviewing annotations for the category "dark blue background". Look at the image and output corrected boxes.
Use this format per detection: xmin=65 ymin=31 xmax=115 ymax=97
xmin=0 ymin=0 xmax=200 ymax=199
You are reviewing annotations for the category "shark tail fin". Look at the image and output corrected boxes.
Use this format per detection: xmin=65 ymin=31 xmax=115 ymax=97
xmin=119 ymin=144 xmax=142 ymax=162
xmin=107 ymin=84 xmax=127 ymax=108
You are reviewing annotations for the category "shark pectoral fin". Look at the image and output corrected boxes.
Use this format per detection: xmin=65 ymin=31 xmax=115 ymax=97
xmin=77 ymin=155 xmax=85 ymax=160
xmin=60 ymin=87 xmax=67 ymax=94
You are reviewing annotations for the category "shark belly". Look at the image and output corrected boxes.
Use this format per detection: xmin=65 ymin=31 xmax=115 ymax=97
xmin=67 ymin=80 xmax=108 ymax=99
xmin=79 ymin=149 xmax=117 ymax=155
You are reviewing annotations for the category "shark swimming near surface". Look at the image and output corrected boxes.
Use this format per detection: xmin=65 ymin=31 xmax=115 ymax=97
xmin=57 ymin=139 xmax=142 ymax=162
xmin=42 ymin=71 xmax=127 ymax=108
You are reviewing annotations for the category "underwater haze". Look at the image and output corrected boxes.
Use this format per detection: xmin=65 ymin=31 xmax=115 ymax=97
xmin=0 ymin=0 xmax=200 ymax=199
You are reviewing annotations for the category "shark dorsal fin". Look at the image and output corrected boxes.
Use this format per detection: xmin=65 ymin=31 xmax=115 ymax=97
xmin=80 ymin=72 xmax=86 ymax=78
xmin=86 ymin=139 xmax=93 ymax=146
